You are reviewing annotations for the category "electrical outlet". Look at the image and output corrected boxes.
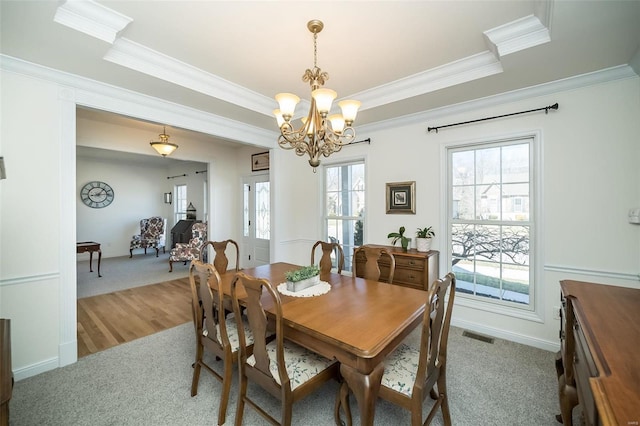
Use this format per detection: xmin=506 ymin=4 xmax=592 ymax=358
xmin=553 ymin=306 xmax=561 ymax=320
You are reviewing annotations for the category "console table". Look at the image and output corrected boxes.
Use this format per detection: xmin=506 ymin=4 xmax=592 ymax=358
xmin=557 ymin=280 xmax=640 ymax=426
xmin=77 ymin=241 xmax=102 ymax=277
xmin=353 ymin=244 xmax=439 ymax=291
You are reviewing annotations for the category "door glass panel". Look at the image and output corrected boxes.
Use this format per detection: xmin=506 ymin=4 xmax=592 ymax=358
xmin=255 ymin=181 xmax=270 ymax=240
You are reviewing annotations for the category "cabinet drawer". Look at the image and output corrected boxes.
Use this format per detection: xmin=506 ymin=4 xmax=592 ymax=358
xmin=393 ymin=268 xmax=425 ymax=287
xmin=573 ymin=321 xmax=599 ymax=426
xmin=389 ymin=256 xmax=425 ymax=271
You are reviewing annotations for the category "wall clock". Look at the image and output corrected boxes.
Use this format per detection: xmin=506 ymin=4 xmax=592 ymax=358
xmin=80 ymin=181 xmax=114 ymax=208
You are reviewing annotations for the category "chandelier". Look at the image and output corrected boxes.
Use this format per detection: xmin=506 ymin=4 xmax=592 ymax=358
xmin=150 ymin=126 xmax=178 ymax=157
xmin=274 ymin=20 xmax=361 ymax=171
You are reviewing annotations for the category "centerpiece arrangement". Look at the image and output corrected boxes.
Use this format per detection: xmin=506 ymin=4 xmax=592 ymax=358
xmin=285 ymin=265 xmax=321 ymax=292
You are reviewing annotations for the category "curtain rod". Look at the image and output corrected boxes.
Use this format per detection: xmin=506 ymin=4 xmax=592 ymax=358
xmin=195 ymin=170 xmax=207 ymax=174
xmin=427 ymin=103 xmax=558 ymax=133
xmin=166 ymin=173 xmax=187 ymax=179
xmin=346 ymin=138 xmax=371 ymax=146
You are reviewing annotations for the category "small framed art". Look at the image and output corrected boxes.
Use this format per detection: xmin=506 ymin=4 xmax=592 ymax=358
xmin=386 ymin=181 xmax=416 ymax=214
xmin=251 ymin=151 xmax=270 ymax=171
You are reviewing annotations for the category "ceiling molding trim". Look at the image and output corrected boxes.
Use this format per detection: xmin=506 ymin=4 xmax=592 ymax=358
xmin=359 ymin=65 xmax=638 ymax=133
xmin=103 ymin=38 xmax=275 ymax=116
xmin=534 ymin=0 xmax=554 ymax=29
xmin=0 ymin=54 xmax=276 ymax=148
xmin=484 ymin=15 xmax=550 ymax=59
xmin=629 ymin=47 xmax=640 ymax=77
xmin=353 ymin=52 xmax=503 ymax=111
xmin=53 ymin=0 xmax=132 ymax=44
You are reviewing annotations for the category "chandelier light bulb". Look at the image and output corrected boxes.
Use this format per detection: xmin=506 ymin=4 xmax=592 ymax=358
xmin=311 ymin=88 xmax=337 ymax=115
xmin=273 ymin=109 xmax=286 ymax=128
xmin=275 ymin=93 xmax=300 ymax=120
xmin=328 ymin=114 xmax=345 ymax=134
xmin=338 ymin=100 xmax=362 ymax=124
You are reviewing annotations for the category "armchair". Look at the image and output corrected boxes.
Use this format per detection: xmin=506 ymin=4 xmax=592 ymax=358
xmin=129 ymin=216 xmax=166 ymax=258
xmin=168 ymin=222 xmax=207 ymax=272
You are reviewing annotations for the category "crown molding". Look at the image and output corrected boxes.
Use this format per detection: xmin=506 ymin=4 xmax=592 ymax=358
xmin=54 ymin=0 xmax=132 ymax=44
xmin=359 ymin=64 xmax=638 ymax=133
xmin=104 ymin=38 xmax=275 ymax=117
xmin=484 ymin=15 xmax=550 ymax=59
xmin=355 ymin=51 xmax=503 ymax=111
xmin=0 ymin=54 xmax=276 ymax=147
xmin=3 ymin=54 xmax=635 ymax=146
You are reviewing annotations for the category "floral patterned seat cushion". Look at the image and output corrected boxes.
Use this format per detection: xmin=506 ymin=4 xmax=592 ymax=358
xmin=381 ymin=343 xmax=420 ymax=397
xmin=202 ymin=315 xmax=255 ymax=352
xmin=246 ymin=339 xmax=336 ymax=390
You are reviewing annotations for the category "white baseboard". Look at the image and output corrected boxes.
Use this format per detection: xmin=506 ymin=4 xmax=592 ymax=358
xmin=13 ymin=357 xmax=59 ymax=381
xmin=59 ymin=339 xmax=78 ymax=367
xmin=451 ymin=318 xmax=560 ymax=352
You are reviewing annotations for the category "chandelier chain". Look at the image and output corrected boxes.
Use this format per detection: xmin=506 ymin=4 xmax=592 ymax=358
xmin=313 ymin=32 xmax=318 ymax=68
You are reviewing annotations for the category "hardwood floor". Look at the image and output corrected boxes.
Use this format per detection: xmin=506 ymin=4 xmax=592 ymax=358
xmin=77 ymin=278 xmax=192 ymax=358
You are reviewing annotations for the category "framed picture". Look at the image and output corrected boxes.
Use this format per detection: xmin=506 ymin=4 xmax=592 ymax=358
xmin=386 ymin=181 xmax=416 ymax=214
xmin=251 ymin=151 xmax=269 ymax=171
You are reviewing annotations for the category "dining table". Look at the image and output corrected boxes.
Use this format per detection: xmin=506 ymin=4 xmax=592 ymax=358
xmin=217 ymin=262 xmax=427 ymax=426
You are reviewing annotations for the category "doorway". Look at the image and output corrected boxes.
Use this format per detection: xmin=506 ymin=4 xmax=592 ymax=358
xmin=242 ymin=174 xmax=271 ymax=267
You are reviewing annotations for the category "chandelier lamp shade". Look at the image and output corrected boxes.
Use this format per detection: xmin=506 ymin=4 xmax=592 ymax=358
xmin=150 ymin=126 xmax=178 ymax=157
xmin=274 ymin=20 xmax=361 ymax=170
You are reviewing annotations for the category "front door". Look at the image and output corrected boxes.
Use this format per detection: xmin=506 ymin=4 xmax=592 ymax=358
xmin=242 ymin=174 xmax=270 ymax=267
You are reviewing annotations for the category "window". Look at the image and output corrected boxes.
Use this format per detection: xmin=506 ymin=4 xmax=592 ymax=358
xmin=323 ymin=161 xmax=365 ymax=272
xmin=447 ymin=138 xmax=535 ymax=308
xmin=175 ymin=184 xmax=187 ymax=222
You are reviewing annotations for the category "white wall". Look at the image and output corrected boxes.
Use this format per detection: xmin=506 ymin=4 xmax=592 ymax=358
xmin=269 ymin=75 xmax=640 ymax=350
xmin=2 ymin=63 xmax=639 ymax=381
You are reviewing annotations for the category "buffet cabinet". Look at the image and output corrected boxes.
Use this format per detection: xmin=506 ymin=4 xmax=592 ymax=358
xmin=557 ymin=280 xmax=640 ymax=426
xmin=353 ymin=244 xmax=439 ymax=291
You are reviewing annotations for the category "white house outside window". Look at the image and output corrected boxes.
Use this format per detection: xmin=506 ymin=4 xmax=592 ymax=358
xmin=447 ymin=137 xmax=536 ymax=309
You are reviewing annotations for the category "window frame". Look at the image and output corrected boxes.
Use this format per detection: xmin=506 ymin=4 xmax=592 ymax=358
xmin=441 ymin=131 xmax=544 ymax=323
xmin=321 ymin=158 xmax=366 ymax=274
xmin=174 ymin=184 xmax=187 ymax=223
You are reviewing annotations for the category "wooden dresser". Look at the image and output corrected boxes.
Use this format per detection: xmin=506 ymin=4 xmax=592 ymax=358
xmin=353 ymin=244 xmax=439 ymax=291
xmin=1 ymin=319 xmax=12 ymax=426
xmin=557 ymin=280 xmax=640 ymax=426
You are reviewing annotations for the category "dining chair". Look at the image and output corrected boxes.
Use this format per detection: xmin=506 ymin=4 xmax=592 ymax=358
xmin=353 ymin=245 xmax=396 ymax=284
xmin=378 ymin=272 xmax=456 ymax=425
xmin=188 ymin=260 xmax=254 ymax=426
xmin=230 ymin=271 xmax=340 ymax=426
xmin=200 ymin=239 xmax=240 ymax=273
xmin=310 ymin=240 xmax=345 ymax=281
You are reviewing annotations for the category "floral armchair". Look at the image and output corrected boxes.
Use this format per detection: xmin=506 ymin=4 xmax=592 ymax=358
xmin=169 ymin=222 xmax=207 ymax=272
xmin=129 ymin=216 xmax=167 ymax=258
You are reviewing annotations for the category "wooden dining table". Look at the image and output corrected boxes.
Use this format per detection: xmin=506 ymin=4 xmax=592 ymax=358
xmin=218 ymin=262 xmax=427 ymax=426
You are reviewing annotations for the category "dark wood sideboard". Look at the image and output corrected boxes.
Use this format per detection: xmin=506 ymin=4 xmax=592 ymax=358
xmin=557 ymin=280 xmax=640 ymax=426
xmin=353 ymin=244 xmax=439 ymax=291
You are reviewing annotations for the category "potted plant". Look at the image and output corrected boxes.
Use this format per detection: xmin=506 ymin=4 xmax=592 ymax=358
xmin=285 ymin=265 xmax=320 ymax=292
xmin=415 ymin=226 xmax=435 ymax=252
xmin=387 ymin=226 xmax=411 ymax=251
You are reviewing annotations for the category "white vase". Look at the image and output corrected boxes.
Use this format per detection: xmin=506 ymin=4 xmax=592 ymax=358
xmin=415 ymin=237 xmax=432 ymax=252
